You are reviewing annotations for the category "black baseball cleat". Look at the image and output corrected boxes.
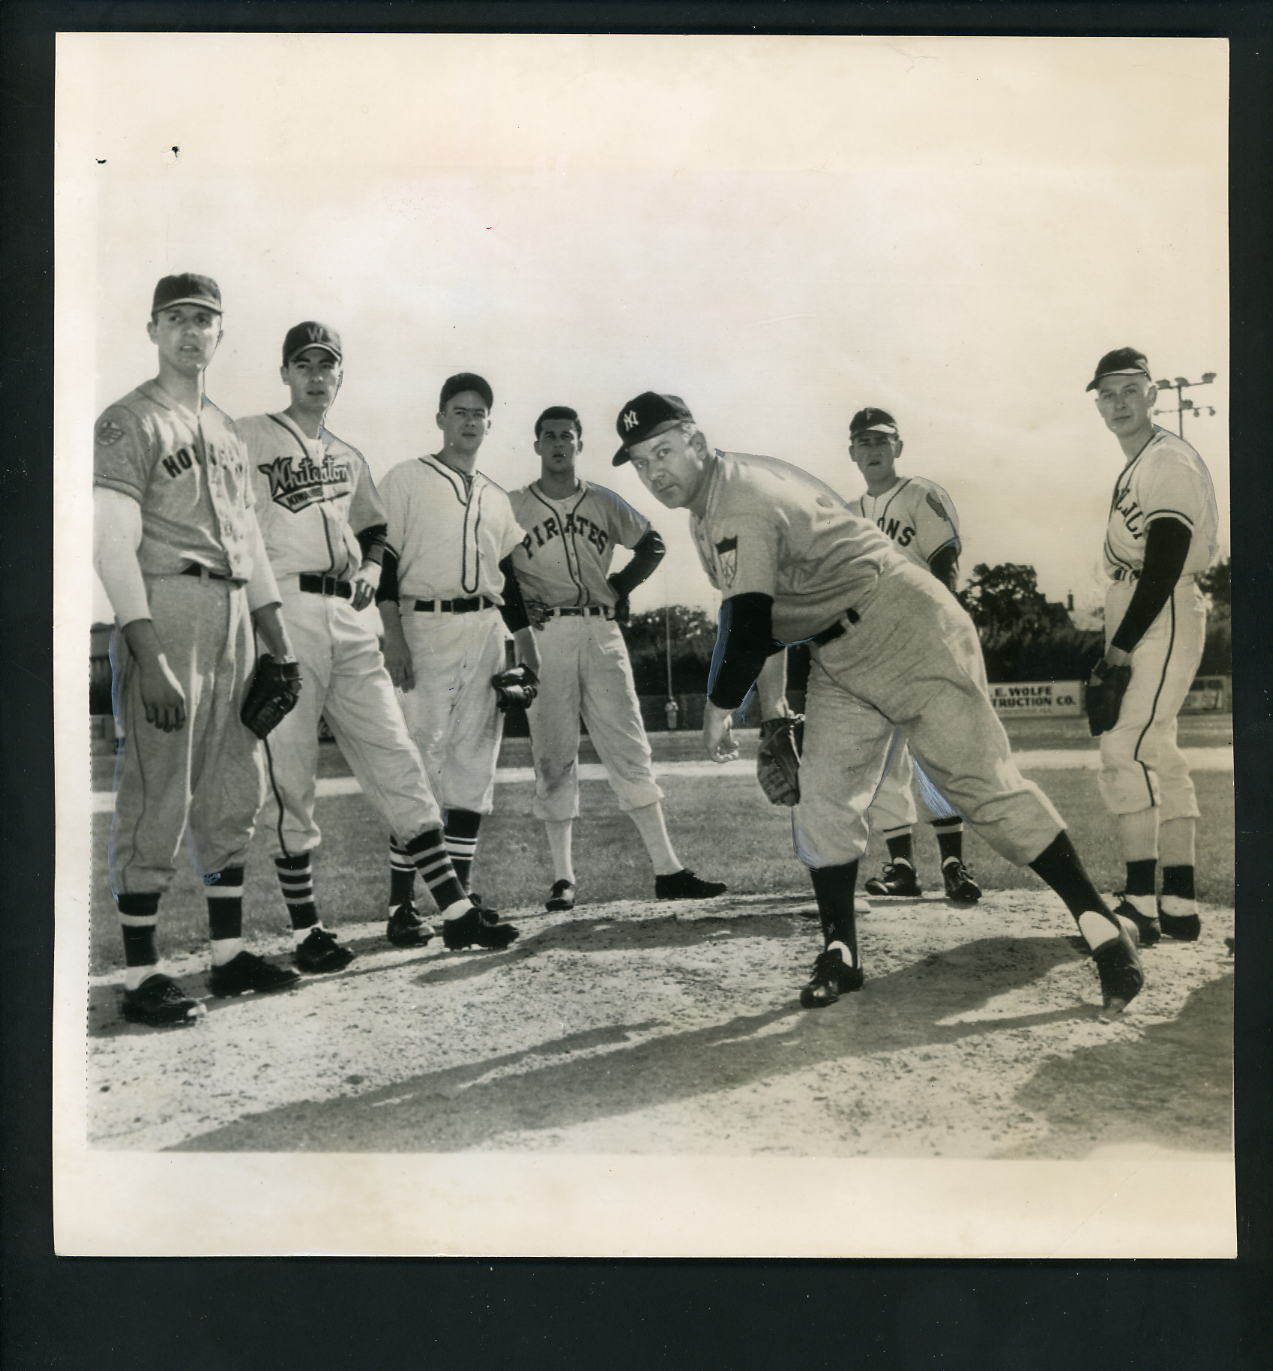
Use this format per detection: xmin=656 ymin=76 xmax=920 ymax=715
xmin=1112 ymin=894 xmax=1161 ymax=946
xmin=1091 ymin=927 xmax=1145 ymax=1017
xmin=294 ymin=926 xmax=356 ymax=973
xmin=546 ymin=880 xmax=576 ymax=912
xmin=654 ymin=868 xmax=728 ymax=900
xmin=863 ymin=861 xmax=921 ymax=898
xmin=442 ymin=904 xmax=520 ymax=951
xmin=799 ymin=948 xmax=865 ymax=1009
xmin=1159 ymin=900 xmax=1202 ymax=942
xmin=208 ymin=950 xmax=301 ymax=999
xmin=386 ymin=902 xmax=433 ymax=948
xmin=121 ymin=973 xmax=206 ymax=1027
xmin=941 ymin=859 xmax=982 ymax=903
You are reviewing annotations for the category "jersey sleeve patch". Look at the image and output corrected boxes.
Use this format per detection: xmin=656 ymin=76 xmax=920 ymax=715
xmin=925 ymin=489 xmax=950 ymax=522
xmin=95 ymin=418 xmax=127 ymax=447
xmin=714 ymin=535 xmax=739 ymax=586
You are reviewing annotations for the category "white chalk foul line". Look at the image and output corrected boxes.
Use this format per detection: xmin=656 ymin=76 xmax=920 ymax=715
xmin=88 ymin=746 xmax=1233 ymax=813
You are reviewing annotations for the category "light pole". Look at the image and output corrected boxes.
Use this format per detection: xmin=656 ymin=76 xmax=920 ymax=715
xmin=1153 ymin=372 xmax=1218 ymax=438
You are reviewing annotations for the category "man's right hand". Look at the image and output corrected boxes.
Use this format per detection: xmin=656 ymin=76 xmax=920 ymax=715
xmin=383 ymin=631 xmax=415 ymax=692
xmin=137 ymin=655 xmax=187 ymax=731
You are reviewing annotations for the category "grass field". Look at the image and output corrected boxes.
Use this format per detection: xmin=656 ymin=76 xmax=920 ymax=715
xmin=84 ymin=713 xmax=1234 ymax=975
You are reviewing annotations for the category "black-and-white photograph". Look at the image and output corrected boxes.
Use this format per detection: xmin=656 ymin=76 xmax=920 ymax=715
xmin=54 ymin=31 xmax=1233 ymax=1257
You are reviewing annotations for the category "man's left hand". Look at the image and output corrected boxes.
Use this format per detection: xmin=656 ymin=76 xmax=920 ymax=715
xmin=703 ymin=701 xmax=740 ymax=764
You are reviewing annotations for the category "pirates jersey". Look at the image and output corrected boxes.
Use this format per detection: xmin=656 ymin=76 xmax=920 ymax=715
xmin=507 ymin=480 xmax=649 ymax=608
xmin=848 ymin=475 xmax=961 ymax=572
xmin=379 ymin=454 xmax=524 ymax=601
xmin=1104 ymin=426 xmax=1219 ymax=580
xmin=690 ymin=450 xmax=907 ymax=644
xmin=239 ymin=411 xmax=387 ymax=579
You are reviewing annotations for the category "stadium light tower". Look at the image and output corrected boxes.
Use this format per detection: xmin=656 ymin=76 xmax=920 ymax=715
xmin=1153 ymin=372 xmax=1219 ymax=438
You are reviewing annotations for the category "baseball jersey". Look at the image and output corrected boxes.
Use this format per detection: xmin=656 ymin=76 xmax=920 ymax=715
xmin=1104 ymin=426 xmax=1219 ymax=581
xmin=239 ymin=412 xmax=387 ymax=579
xmin=507 ymin=480 xmax=649 ymax=608
xmin=690 ymin=450 xmax=907 ymax=644
xmin=379 ymin=455 xmax=524 ymax=601
xmin=848 ymin=475 xmax=961 ymax=572
xmin=94 ymin=381 xmax=259 ymax=582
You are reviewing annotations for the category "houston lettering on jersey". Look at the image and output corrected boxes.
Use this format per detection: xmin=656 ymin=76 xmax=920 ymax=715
xmin=257 ymin=453 xmax=354 ymax=514
xmin=518 ymin=510 xmax=611 ymax=559
xmin=158 ymin=440 xmax=235 ymax=482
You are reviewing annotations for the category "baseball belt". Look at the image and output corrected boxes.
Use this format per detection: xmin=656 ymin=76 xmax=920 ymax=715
xmin=809 ymin=606 xmax=862 ymax=648
xmin=411 ymin=596 xmax=498 ymax=613
xmin=1109 ymin=567 xmax=1141 ymax=583
xmin=549 ymin=606 xmax=611 ymax=619
xmin=299 ymin=573 xmax=354 ymax=599
xmin=180 ymin=563 xmax=234 ymax=582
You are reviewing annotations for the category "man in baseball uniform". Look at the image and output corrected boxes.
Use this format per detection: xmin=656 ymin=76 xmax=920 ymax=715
xmin=239 ymin=324 xmax=511 ymax=963
xmin=846 ymin=407 xmax=982 ymax=904
xmin=612 ymin=391 xmax=1144 ymax=1015
xmin=508 ymin=405 xmax=727 ymax=910
xmin=93 ymin=273 xmax=302 ymax=1026
xmin=377 ymin=374 xmax=540 ymax=926
xmin=1086 ymin=348 xmax=1219 ymax=943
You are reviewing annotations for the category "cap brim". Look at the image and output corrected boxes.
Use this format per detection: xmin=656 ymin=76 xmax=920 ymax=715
xmin=852 ymin=423 xmax=898 ymax=437
xmin=612 ymin=446 xmax=631 ymax=467
xmin=285 ymin=343 xmax=341 ymax=364
xmin=156 ymin=296 xmax=222 ymax=313
xmin=612 ymin=416 xmax=683 ymax=466
xmin=1085 ymin=367 xmax=1148 ymax=392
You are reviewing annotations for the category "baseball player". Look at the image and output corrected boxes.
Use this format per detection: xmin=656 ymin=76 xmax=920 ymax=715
xmin=508 ymin=405 xmax=727 ymax=910
xmin=846 ymin=407 xmax=982 ymax=904
xmin=92 ymin=273 xmax=302 ymax=1026
xmin=612 ymin=391 xmax=1144 ymax=1015
xmin=377 ymin=373 xmax=540 ymax=919
xmin=239 ymin=323 xmax=511 ymax=963
xmin=1085 ymin=348 xmax=1219 ymax=943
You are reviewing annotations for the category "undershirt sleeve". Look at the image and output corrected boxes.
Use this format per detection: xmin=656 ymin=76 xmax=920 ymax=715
xmin=707 ymin=592 xmax=782 ymax=709
xmin=1109 ymin=517 xmax=1192 ymax=653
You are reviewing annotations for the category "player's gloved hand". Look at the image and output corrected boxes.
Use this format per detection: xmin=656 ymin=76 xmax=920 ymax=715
xmin=525 ymin=600 xmax=552 ymax=630
xmin=703 ymin=701 xmax=741 ymax=764
xmin=351 ymin=559 xmax=381 ymax=612
xmin=382 ymin=629 xmax=415 ymax=692
xmin=240 ymin=654 xmax=303 ymax=740
xmin=756 ymin=714 xmax=804 ymax=805
xmin=137 ymin=653 xmax=187 ymax=732
xmin=491 ymin=663 xmax=539 ymax=712
xmin=1084 ymin=656 xmax=1132 ymax=736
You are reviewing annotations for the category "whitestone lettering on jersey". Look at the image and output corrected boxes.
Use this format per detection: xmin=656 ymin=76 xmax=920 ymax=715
xmin=257 ymin=451 xmax=353 ymax=514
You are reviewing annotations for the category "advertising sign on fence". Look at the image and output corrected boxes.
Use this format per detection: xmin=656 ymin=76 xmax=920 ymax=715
xmin=988 ymin=681 xmax=1082 ymax=717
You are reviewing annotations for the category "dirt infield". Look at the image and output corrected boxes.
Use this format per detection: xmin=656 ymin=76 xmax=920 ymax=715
xmin=86 ymin=888 xmax=1233 ymax=1159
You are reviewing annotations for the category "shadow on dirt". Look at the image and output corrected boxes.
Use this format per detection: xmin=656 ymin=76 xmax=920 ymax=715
xmin=997 ymin=970 xmax=1234 ymax=1158
xmin=169 ymin=934 xmax=1089 ymax=1152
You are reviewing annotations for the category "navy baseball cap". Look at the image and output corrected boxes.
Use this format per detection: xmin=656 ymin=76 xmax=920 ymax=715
xmin=439 ymin=372 xmax=494 ymax=411
xmin=1086 ymin=347 xmax=1151 ymax=392
xmin=282 ymin=321 xmax=342 ymax=366
xmin=849 ymin=407 xmax=899 ymax=438
xmin=535 ymin=405 xmax=582 ymax=438
xmin=152 ymin=273 xmax=222 ymax=315
xmin=612 ymin=392 xmax=694 ymax=465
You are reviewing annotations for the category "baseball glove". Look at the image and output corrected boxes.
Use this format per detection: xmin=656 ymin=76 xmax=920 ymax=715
xmin=240 ymin=654 xmax=303 ymax=740
xmin=491 ymin=662 xmax=539 ymax=713
xmin=757 ymin=714 xmax=804 ymax=806
xmin=1084 ymin=659 xmax=1132 ymax=736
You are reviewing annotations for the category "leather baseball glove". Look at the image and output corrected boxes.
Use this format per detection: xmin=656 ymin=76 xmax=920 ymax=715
xmin=757 ymin=714 xmax=804 ymax=806
xmin=1085 ymin=659 xmax=1132 ymax=736
xmin=491 ymin=663 xmax=539 ymax=713
xmin=240 ymin=654 xmax=303 ymax=739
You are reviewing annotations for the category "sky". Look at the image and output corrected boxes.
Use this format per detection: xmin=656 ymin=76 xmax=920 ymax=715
xmin=58 ymin=33 xmax=1229 ymax=626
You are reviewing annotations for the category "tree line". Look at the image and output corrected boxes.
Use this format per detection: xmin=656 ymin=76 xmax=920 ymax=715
xmin=622 ymin=557 xmax=1232 ymax=695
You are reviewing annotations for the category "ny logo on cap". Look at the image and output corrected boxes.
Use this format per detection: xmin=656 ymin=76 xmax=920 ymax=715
xmin=622 ymin=409 xmax=640 ymax=431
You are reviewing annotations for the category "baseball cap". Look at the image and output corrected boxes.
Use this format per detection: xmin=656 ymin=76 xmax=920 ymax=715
xmin=612 ymin=392 xmax=694 ymax=466
xmin=282 ymin=321 xmax=342 ymax=366
xmin=535 ymin=405 xmax=582 ymax=438
xmin=1085 ymin=347 xmax=1151 ymax=392
xmin=152 ymin=273 xmax=222 ymax=315
xmin=439 ymin=372 xmax=494 ymax=411
xmin=849 ymin=407 xmax=900 ymax=439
